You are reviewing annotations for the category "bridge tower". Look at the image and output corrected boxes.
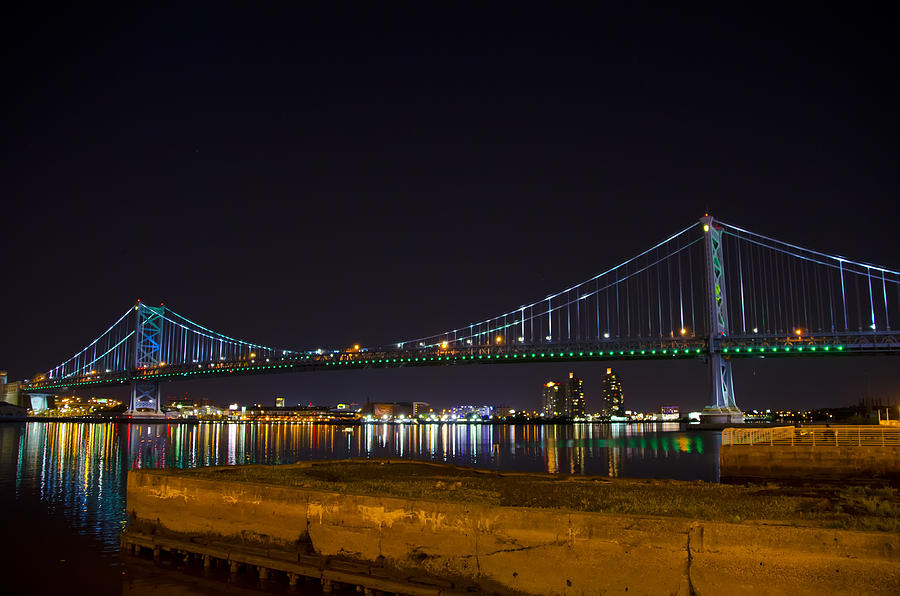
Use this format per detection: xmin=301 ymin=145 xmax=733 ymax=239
xmin=700 ymin=215 xmax=744 ymax=424
xmin=128 ymin=302 xmax=165 ymax=417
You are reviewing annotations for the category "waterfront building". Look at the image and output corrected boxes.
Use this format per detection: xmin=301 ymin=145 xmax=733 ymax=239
xmin=362 ymin=401 xmax=430 ymax=419
xmin=601 ymin=367 xmax=624 ymax=416
xmin=241 ymin=404 xmax=357 ymax=422
xmin=660 ymin=405 xmax=679 ymax=420
xmin=541 ymin=373 xmax=584 ymax=418
xmin=275 ymin=397 xmax=285 ymax=408
xmin=565 ymin=372 xmax=585 ymax=418
xmin=448 ymin=405 xmax=494 ymax=419
xmin=541 ymin=381 xmax=565 ymax=417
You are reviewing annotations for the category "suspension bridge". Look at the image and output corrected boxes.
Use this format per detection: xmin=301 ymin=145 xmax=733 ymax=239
xmin=18 ymin=215 xmax=900 ymax=421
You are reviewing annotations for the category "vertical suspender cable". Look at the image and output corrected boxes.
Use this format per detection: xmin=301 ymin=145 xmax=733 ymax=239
xmin=666 ymin=248 xmax=673 ymax=337
xmin=867 ymin=267 xmax=876 ymax=330
xmin=656 ymin=252 xmax=662 ymax=337
xmin=688 ymin=245 xmax=695 ymax=334
xmin=776 ymin=248 xmax=784 ymax=333
xmin=800 ymin=258 xmax=809 ymax=331
xmin=785 ymin=251 xmax=794 ymax=332
xmin=827 ymin=262 xmax=836 ymax=331
xmin=625 ymin=262 xmax=631 ymax=337
xmin=547 ymin=297 xmax=552 ymax=341
xmin=839 ymin=261 xmax=848 ymax=331
xmin=575 ymin=290 xmax=580 ymax=341
xmin=855 ymin=274 xmax=863 ymax=331
xmin=737 ymin=236 xmax=746 ymax=334
xmin=615 ymin=269 xmax=620 ymax=337
xmin=678 ymin=243 xmax=684 ymax=332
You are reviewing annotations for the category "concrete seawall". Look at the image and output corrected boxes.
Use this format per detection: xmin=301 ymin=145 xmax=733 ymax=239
xmin=126 ymin=470 xmax=900 ymax=594
xmin=721 ymin=445 xmax=900 ymax=482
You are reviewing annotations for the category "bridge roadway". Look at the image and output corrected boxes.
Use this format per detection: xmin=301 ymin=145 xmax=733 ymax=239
xmin=23 ymin=331 xmax=899 ymax=393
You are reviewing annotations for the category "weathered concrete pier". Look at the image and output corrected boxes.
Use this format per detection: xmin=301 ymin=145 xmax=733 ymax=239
xmin=720 ymin=425 xmax=900 ymax=483
xmin=122 ymin=460 xmax=900 ymax=594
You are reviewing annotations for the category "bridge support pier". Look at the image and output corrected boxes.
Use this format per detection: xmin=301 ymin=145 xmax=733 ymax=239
xmin=700 ymin=216 xmax=744 ymax=424
xmin=126 ymin=303 xmax=166 ymax=419
xmin=28 ymin=393 xmax=54 ymax=411
xmin=701 ymin=353 xmax=743 ymax=424
xmin=127 ymin=381 xmax=165 ymax=419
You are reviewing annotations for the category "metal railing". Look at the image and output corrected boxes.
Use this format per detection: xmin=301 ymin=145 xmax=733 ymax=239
xmin=721 ymin=425 xmax=900 ymax=447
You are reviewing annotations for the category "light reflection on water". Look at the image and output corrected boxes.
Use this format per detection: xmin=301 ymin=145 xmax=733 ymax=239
xmin=0 ymin=421 xmax=719 ymax=594
xmin=119 ymin=421 xmax=716 ymax=476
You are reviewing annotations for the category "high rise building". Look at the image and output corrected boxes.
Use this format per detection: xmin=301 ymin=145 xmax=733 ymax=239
xmin=601 ymin=367 xmax=624 ymax=416
xmin=565 ymin=372 xmax=585 ymax=418
xmin=542 ymin=373 xmax=585 ymax=418
xmin=541 ymin=381 xmax=565 ymax=417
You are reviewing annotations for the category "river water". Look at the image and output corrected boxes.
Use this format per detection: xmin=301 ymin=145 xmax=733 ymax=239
xmin=0 ymin=421 xmax=720 ymax=594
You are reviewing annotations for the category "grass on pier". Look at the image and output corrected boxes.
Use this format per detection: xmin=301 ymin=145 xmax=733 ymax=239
xmin=175 ymin=459 xmax=900 ymax=533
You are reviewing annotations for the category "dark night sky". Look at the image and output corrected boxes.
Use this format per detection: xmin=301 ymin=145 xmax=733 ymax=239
xmin=2 ymin=5 xmax=898 ymax=412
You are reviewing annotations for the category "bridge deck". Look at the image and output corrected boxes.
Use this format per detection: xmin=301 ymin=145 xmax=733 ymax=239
xmin=24 ymin=333 xmax=899 ymax=392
